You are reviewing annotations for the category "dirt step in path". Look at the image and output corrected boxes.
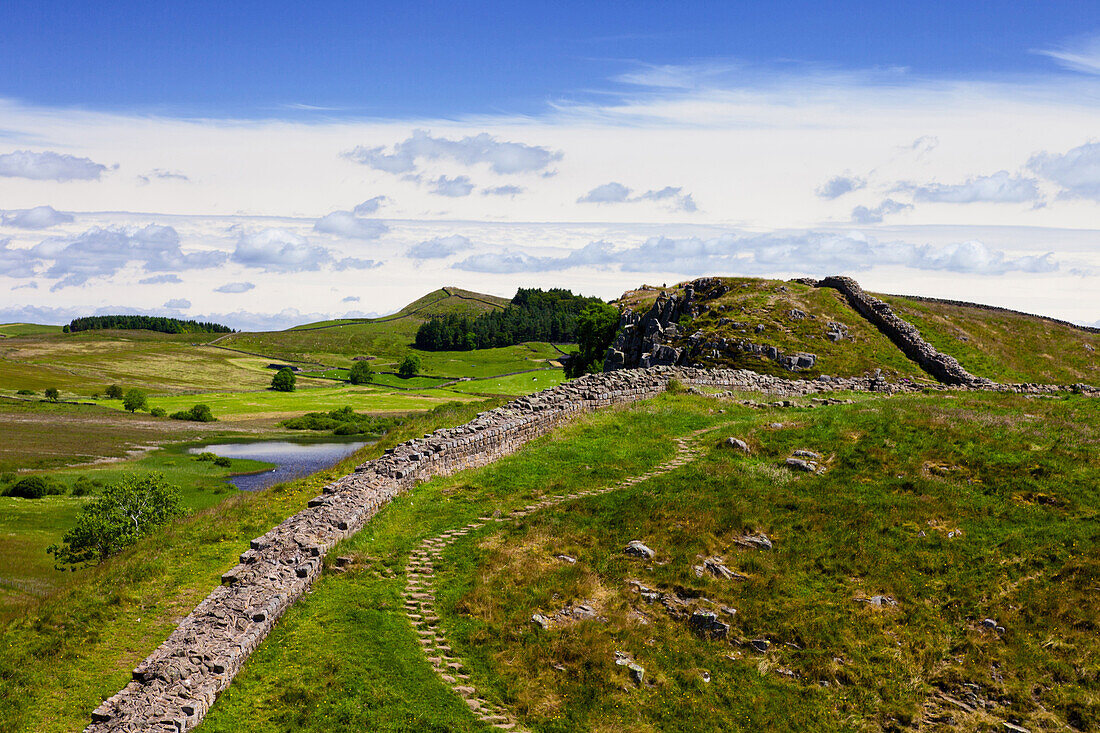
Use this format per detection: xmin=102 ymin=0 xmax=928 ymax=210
xmin=401 ymin=428 xmax=714 ymax=731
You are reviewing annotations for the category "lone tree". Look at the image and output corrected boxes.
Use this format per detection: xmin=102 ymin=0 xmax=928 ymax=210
xmin=272 ymin=367 xmax=297 ymax=392
xmin=105 ymin=384 xmax=124 ymax=399
xmin=122 ymin=389 xmax=148 ymax=413
xmin=348 ymin=360 xmax=374 ymax=385
xmin=43 ymin=387 xmax=60 ymax=402
xmin=397 ymin=354 xmax=421 ymax=378
xmin=47 ymin=473 xmax=182 ymax=568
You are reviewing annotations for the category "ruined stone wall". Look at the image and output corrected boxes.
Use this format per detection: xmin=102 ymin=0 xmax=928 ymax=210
xmin=814 ymin=276 xmax=993 ymax=387
xmin=84 ymin=365 xmax=1095 ymax=732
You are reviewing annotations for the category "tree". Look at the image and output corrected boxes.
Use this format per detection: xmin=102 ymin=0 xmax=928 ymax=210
xmin=565 ymin=303 xmax=620 ymax=377
xmin=122 ymin=389 xmax=148 ymax=413
xmin=348 ymin=360 xmax=374 ymax=385
xmin=105 ymin=384 xmax=124 ymax=399
xmin=43 ymin=387 xmax=60 ymax=402
xmin=397 ymin=354 xmax=421 ymax=378
xmin=46 ymin=473 xmax=182 ymax=568
xmin=272 ymin=367 xmax=297 ymax=392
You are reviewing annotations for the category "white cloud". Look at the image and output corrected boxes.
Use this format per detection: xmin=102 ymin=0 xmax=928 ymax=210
xmin=352 ymin=195 xmax=388 ymax=215
xmin=1 ymin=205 xmax=73 ymax=228
xmin=232 ymin=228 xmax=330 ymax=272
xmin=342 ymin=295 xmax=360 ymax=303
xmin=816 ymin=175 xmax=866 ymax=199
xmin=407 ymin=234 xmax=473 ymax=260
xmin=313 ymin=210 xmax=389 ymax=239
xmin=1037 ymin=34 xmax=1100 ymax=75
xmin=578 ymin=182 xmax=631 ymax=203
xmin=1028 ymin=142 xmax=1100 ymax=200
xmin=332 ymin=257 xmax=382 ymax=270
xmin=900 ymin=171 xmax=1042 ymax=204
xmin=342 ymin=129 xmax=562 ymax=175
xmin=0 ymin=150 xmax=108 ymax=181
xmin=137 ymin=169 xmax=190 ymax=185
xmin=430 ymin=175 xmax=475 ymax=197
xmin=850 ymin=199 xmax=912 ymax=224
xmin=139 ymin=274 xmax=182 ymax=284
xmin=12 ymin=281 xmax=37 ymax=290
xmin=214 ymin=281 xmax=255 ymax=293
xmin=30 ymin=225 xmax=226 ymax=290
xmin=164 ymin=298 xmax=191 ymax=309
xmin=578 ymin=182 xmax=696 ymax=211
xmin=453 ymin=230 xmax=1057 ymax=278
xmin=482 ymin=184 xmax=524 ymax=197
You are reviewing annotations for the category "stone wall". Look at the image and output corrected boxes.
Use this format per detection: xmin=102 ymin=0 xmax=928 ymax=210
xmin=814 ymin=276 xmax=993 ymax=387
xmin=83 ymin=365 xmax=1095 ymax=732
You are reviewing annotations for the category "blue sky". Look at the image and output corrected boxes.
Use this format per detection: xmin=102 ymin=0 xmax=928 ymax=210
xmin=3 ymin=1 xmax=1099 ymax=117
xmin=2 ymin=2 xmax=1100 ymax=328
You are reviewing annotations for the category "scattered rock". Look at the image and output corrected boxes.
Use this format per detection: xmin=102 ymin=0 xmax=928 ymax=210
xmin=628 ymin=662 xmax=646 ymax=685
xmin=787 ymin=308 xmax=808 ymax=320
xmin=531 ymin=614 xmax=551 ymax=630
xmin=625 ymin=540 xmax=655 ymax=559
xmin=826 ymin=321 xmax=849 ymax=342
xmin=694 ymin=556 xmax=748 ymax=581
xmin=982 ymin=618 xmax=997 ymax=628
xmin=857 ymin=595 xmax=898 ymax=607
xmin=735 ymin=533 xmax=773 ymax=551
xmin=785 ymin=457 xmax=819 ymax=473
xmin=1001 ymin=723 xmax=1030 ymax=733
xmin=791 ymin=449 xmax=821 ymax=459
xmin=689 ymin=610 xmax=730 ymax=640
xmin=334 ymin=556 xmax=355 ymax=568
xmin=556 ymin=554 xmax=577 ymax=564
xmin=722 ymin=437 xmax=751 ymax=452
xmin=750 ymin=639 xmax=771 ymax=653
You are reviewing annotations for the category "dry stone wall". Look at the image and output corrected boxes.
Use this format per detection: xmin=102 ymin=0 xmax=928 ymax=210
xmin=84 ymin=365 xmax=1095 ymax=732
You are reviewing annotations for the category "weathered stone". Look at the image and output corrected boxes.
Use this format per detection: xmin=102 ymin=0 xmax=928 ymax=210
xmin=624 ymin=540 xmax=655 ymax=559
xmin=689 ymin=611 xmax=729 ymax=640
xmin=722 ymin=437 xmax=750 ymax=453
xmin=735 ymin=533 xmax=773 ymax=551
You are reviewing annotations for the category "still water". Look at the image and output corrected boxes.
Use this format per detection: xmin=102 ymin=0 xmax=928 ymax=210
xmin=189 ymin=440 xmax=369 ymax=491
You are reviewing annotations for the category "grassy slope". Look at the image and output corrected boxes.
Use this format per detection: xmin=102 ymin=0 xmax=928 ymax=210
xmin=879 ymin=294 xmax=1100 ymax=384
xmin=0 ymin=323 xmax=62 ymax=338
xmin=0 ymin=399 xmax=500 ymax=733
xmin=201 ymin=391 xmax=1100 ymax=732
xmin=619 ymin=278 xmax=931 ymax=381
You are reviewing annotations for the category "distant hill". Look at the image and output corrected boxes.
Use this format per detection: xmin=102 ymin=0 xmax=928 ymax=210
xmin=288 ymin=287 xmax=509 ymax=331
xmin=0 ymin=323 xmax=63 ymax=338
xmin=612 ymin=276 xmax=1100 ymax=385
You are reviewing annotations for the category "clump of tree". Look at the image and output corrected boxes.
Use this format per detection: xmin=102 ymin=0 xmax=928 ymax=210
xmin=398 ymin=354 xmax=421 ymax=378
xmin=272 ymin=367 xmax=297 ymax=392
xmin=414 ymin=288 xmax=605 ymax=351
xmin=149 ymin=407 xmax=167 ymax=417
xmin=4 ymin=475 xmax=66 ymax=499
xmin=195 ymin=452 xmax=231 ymax=467
xmin=170 ymin=404 xmax=216 ymax=422
xmin=122 ymin=389 xmax=148 ymax=413
xmin=282 ymin=406 xmax=404 ymax=436
xmin=348 ymin=360 xmax=374 ymax=385
xmin=43 ymin=387 xmax=60 ymax=402
xmin=46 ymin=473 xmax=183 ymax=568
xmin=16 ymin=389 xmax=35 ymax=396
xmin=564 ymin=303 xmax=620 ymax=377
xmin=105 ymin=384 xmax=124 ymax=399
xmin=66 ymin=315 xmax=232 ymax=334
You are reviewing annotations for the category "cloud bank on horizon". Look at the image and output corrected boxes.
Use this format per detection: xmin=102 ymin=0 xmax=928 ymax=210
xmin=2 ymin=22 xmax=1100 ymax=329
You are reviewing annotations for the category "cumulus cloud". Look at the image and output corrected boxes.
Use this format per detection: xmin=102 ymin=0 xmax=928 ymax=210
xmin=1027 ymin=142 xmax=1100 ymax=200
xmin=0 ymin=240 xmax=43 ymax=279
xmin=352 ymin=195 xmax=388 ymax=215
xmin=214 ymin=281 xmax=255 ymax=293
xmin=850 ymin=199 xmax=912 ymax=224
xmin=816 ymin=175 xmax=866 ymax=199
xmin=0 ymin=150 xmax=108 ymax=181
xmin=232 ymin=229 xmax=330 ymax=272
xmin=342 ymin=295 xmax=360 ymax=303
xmin=139 ymin=274 xmax=182 ymax=285
xmin=900 ymin=171 xmax=1042 ymax=204
xmin=30 ymin=225 xmax=226 ymax=290
xmin=313 ymin=210 xmax=389 ymax=239
xmin=137 ymin=169 xmax=189 ymax=185
xmin=1036 ymin=34 xmax=1100 ymax=75
xmin=163 ymin=298 xmax=191 ymax=309
xmin=332 ymin=257 xmax=382 ymax=270
xmin=482 ymin=184 xmax=524 ymax=197
xmin=454 ymin=231 xmax=1057 ymax=278
xmin=430 ymin=175 xmax=475 ymax=197
xmin=1 ymin=205 xmax=74 ymax=229
xmin=406 ymin=234 xmax=473 ymax=260
xmin=342 ymin=129 xmax=562 ymax=175
xmin=577 ymin=182 xmax=696 ymax=211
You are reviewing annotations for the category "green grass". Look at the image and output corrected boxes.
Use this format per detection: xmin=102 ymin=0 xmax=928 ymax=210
xmin=880 ymin=294 xmax=1100 ymax=384
xmin=447 ymin=369 xmax=568 ymax=396
xmin=201 ymin=391 xmax=1100 ymax=732
xmin=0 ymin=398 xmax=502 ymax=733
xmin=0 ymin=323 xmax=62 ymax=338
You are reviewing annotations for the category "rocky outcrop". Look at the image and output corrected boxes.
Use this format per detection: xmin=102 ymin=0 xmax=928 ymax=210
xmin=603 ymin=277 xmax=815 ymax=373
xmin=814 ymin=276 xmax=993 ymax=387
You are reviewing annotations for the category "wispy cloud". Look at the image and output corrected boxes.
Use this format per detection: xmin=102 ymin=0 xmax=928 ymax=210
xmin=163 ymin=298 xmax=191 ymax=309
xmin=430 ymin=175 xmax=475 ymax=197
xmin=352 ymin=195 xmax=388 ymax=215
xmin=214 ymin=281 xmax=255 ymax=293
xmin=407 ymin=234 xmax=473 ymax=260
xmin=851 ymin=199 xmax=912 ymax=224
xmin=897 ymin=171 xmax=1042 ymax=204
xmin=1036 ymin=34 xmax=1100 ymax=75
xmin=137 ymin=169 xmax=190 ymax=185
xmin=577 ymin=181 xmax=696 ymax=212
xmin=816 ymin=175 xmax=866 ymax=199
xmin=313 ymin=210 xmax=389 ymax=239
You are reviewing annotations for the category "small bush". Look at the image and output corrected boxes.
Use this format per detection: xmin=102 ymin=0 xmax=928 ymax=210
xmin=149 ymin=407 xmax=167 ymax=418
xmin=213 ymin=456 xmax=232 ymax=468
xmin=348 ymin=360 xmax=374 ymax=385
xmin=666 ymin=378 xmax=687 ymax=394
xmin=1 ymin=472 xmax=15 ymax=485
xmin=271 ymin=368 xmax=296 ymax=392
xmin=333 ymin=422 xmax=360 ymax=435
xmin=104 ymin=384 xmax=124 ymax=400
xmin=16 ymin=389 xmax=35 ymax=396
xmin=171 ymin=404 xmax=216 ymax=422
xmin=397 ymin=355 xmax=421 ymax=378
xmin=195 ymin=451 xmax=218 ymax=462
xmin=70 ymin=476 xmax=97 ymax=497
xmin=7 ymin=476 xmax=64 ymax=499
xmin=44 ymin=387 xmax=60 ymax=402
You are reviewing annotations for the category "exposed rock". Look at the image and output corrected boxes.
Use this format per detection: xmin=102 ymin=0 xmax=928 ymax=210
xmin=735 ymin=533 xmax=773 ymax=551
xmin=826 ymin=321 xmax=849 ymax=342
xmin=625 ymin=540 xmax=655 ymax=559
xmin=750 ymin=639 xmax=771 ymax=653
xmin=786 ymin=457 xmax=819 ymax=473
xmin=694 ymin=556 xmax=748 ymax=581
xmin=531 ymin=614 xmax=551 ymax=630
xmin=791 ymin=449 xmax=821 ymax=459
xmin=628 ymin=662 xmax=646 ymax=685
xmin=787 ymin=308 xmax=808 ymax=320
xmin=721 ymin=437 xmax=750 ymax=453
xmin=555 ymin=554 xmax=577 ymax=564
xmin=689 ymin=610 xmax=730 ymax=640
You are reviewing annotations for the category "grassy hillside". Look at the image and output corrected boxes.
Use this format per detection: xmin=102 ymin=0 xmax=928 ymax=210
xmin=0 ymin=323 xmax=62 ymax=338
xmin=197 ymin=390 xmax=1100 ymax=732
xmin=879 ymin=294 xmax=1100 ymax=384
xmin=618 ymin=278 xmax=931 ymax=380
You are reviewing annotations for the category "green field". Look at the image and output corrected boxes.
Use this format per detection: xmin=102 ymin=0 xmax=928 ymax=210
xmin=447 ymin=368 xmax=568 ymax=395
xmin=0 ymin=323 xmax=63 ymax=338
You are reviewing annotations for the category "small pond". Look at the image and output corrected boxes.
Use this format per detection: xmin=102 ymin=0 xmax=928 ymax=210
xmin=189 ymin=439 xmax=369 ymax=491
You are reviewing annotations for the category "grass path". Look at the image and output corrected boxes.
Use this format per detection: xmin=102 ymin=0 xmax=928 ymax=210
xmin=400 ymin=428 xmax=715 ymax=730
